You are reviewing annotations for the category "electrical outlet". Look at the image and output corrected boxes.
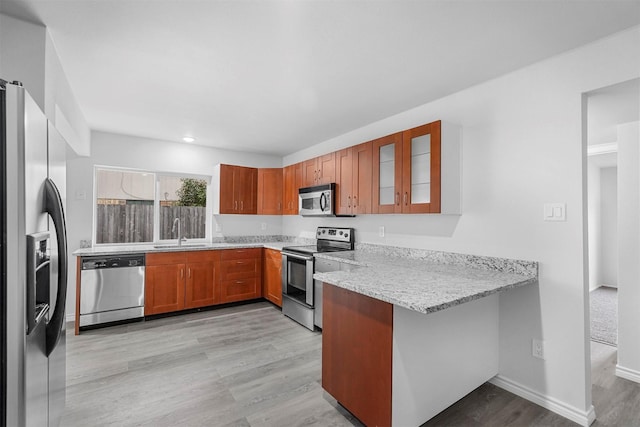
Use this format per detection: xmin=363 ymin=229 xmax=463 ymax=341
xmin=379 ymin=226 xmax=385 ymax=237
xmin=532 ymin=339 xmax=545 ymax=359
xmin=261 ymin=222 xmax=267 ymax=231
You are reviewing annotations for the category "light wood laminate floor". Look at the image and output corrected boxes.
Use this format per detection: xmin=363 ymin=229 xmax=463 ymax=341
xmin=62 ymin=302 xmax=639 ymax=427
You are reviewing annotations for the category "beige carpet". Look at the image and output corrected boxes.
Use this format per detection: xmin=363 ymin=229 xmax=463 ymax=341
xmin=590 ymin=286 xmax=617 ymax=347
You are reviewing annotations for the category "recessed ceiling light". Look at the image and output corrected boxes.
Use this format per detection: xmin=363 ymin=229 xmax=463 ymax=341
xmin=182 ymin=136 xmax=195 ymax=143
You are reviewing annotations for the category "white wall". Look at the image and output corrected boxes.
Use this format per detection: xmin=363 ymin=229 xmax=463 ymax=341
xmin=283 ymin=26 xmax=640 ymax=425
xmin=0 ymin=14 xmax=90 ymax=156
xmin=65 ymin=131 xmax=283 ymax=320
xmin=616 ymin=121 xmax=640 ymax=383
xmin=587 ymin=163 xmax=618 ymax=291
xmin=0 ymin=14 xmax=46 ymax=107
xmin=44 ymin=31 xmax=91 ymax=156
xmin=600 ymin=167 xmax=618 ymax=287
xmin=587 ymin=160 xmax=602 ymax=291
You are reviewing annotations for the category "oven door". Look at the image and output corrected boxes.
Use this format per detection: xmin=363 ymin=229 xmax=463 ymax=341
xmin=281 ymin=251 xmax=314 ymax=307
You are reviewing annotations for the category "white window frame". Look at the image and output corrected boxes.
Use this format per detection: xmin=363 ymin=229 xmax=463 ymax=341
xmin=93 ymin=165 xmax=211 ymax=246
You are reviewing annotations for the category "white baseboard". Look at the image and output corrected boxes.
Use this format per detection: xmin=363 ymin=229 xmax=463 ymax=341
xmin=66 ymin=313 xmax=75 ymax=323
xmin=616 ymin=364 xmax=640 ymax=384
xmin=490 ymin=375 xmax=596 ymax=426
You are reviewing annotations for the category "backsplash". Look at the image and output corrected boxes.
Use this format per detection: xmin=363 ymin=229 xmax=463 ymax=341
xmin=355 ymin=243 xmax=538 ymax=277
xmin=213 ymin=235 xmax=316 ymax=245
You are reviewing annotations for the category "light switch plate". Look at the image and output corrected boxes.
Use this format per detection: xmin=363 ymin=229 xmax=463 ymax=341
xmin=544 ymin=203 xmax=566 ymax=221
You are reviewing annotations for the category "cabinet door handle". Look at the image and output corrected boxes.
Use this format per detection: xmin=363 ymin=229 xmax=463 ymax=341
xmin=353 ymin=195 xmax=357 ymax=207
xmin=234 ymin=200 xmax=238 ymax=210
xmin=236 ymin=261 xmax=245 ymax=264
xmin=348 ymin=196 xmax=351 ymax=208
xmin=278 ymin=202 xmax=281 ymax=211
xmin=395 ymin=192 xmax=400 ymax=206
xmin=240 ymin=200 xmax=244 ymax=211
xmin=404 ymin=192 xmax=408 ymax=206
xmin=188 ymin=268 xmax=191 ymax=278
xmin=235 ymin=280 xmax=245 ymax=284
xmin=318 ymin=169 xmax=321 ymax=181
xmin=181 ymin=268 xmax=184 ymax=279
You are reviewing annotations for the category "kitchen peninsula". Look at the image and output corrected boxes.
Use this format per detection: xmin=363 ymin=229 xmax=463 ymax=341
xmin=314 ymin=245 xmax=538 ymax=427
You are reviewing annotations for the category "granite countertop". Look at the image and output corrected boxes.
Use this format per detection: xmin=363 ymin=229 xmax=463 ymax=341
xmin=73 ymin=241 xmax=290 ymax=256
xmin=313 ymin=247 xmax=538 ymax=315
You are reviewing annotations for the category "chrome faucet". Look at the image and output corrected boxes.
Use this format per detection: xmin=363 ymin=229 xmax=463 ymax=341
xmin=172 ymin=217 xmax=185 ymax=246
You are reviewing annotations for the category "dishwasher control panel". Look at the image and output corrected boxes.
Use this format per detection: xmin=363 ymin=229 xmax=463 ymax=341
xmin=82 ymin=254 xmax=145 ymax=270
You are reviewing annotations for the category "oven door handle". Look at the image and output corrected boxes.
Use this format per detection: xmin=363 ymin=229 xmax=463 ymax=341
xmin=282 ymin=251 xmax=314 ymax=262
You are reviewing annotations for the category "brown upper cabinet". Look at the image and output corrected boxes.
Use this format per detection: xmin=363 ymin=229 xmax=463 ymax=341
xmin=372 ymin=120 xmax=460 ymax=214
xmin=215 ymin=120 xmax=459 ymax=217
xmin=257 ymin=168 xmax=283 ymax=215
xmin=283 ymin=162 xmax=302 ymax=215
xmin=214 ymin=164 xmax=258 ymax=214
xmin=335 ymin=141 xmax=373 ymax=215
xmin=302 ymin=153 xmax=336 ymax=187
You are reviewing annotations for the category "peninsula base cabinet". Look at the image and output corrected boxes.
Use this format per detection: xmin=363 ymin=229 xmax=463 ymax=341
xmin=322 ymin=283 xmax=499 ymax=427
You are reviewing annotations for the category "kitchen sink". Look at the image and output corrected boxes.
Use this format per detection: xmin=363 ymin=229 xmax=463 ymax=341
xmin=152 ymin=243 xmax=207 ymax=249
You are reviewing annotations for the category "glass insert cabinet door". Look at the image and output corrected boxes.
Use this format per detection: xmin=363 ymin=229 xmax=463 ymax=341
xmin=372 ymin=120 xmax=442 ymax=214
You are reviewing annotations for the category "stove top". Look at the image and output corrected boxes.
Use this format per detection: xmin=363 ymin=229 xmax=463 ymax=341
xmin=282 ymin=227 xmax=354 ymax=255
xmin=281 ymin=245 xmax=350 ymax=255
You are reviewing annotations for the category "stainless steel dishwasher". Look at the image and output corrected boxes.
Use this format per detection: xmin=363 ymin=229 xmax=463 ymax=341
xmin=79 ymin=254 xmax=145 ymax=328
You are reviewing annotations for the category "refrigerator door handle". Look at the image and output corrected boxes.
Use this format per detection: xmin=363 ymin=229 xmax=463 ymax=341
xmin=43 ymin=178 xmax=68 ymax=357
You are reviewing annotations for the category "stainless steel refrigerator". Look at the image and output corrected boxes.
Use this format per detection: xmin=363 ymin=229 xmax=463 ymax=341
xmin=1 ymin=80 xmax=68 ymax=427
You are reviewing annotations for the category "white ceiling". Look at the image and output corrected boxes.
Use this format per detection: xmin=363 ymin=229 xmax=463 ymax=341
xmin=2 ymin=1 xmax=639 ymax=156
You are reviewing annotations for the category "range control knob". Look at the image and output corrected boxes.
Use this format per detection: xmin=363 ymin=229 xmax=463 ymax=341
xmin=339 ymin=231 xmax=343 ymax=235
xmin=344 ymin=233 xmax=349 ymax=239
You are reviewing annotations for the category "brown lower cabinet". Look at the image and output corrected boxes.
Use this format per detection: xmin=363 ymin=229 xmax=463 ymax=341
xmin=145 ymin=249 xmax=266 ymax=315
xmin=218 ymin=248 xmax=262 ymax=304
xmin=145 ymin=251 xmax=220 ymax=315
xmin=322 ymin=283 xmax=392 ymax=427
xmin=263 ymin=248 xmax=282 ymax=307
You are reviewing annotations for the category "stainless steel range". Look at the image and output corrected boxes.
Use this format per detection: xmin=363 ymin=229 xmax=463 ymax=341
xmin=281 ymin=227 xmax=354 ymax=330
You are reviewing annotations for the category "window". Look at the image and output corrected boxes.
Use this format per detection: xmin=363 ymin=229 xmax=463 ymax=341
xmin=158 ymin=176 xmax=207 ymax=240
xmin=94 ymin=167 xmax=209 ymax=245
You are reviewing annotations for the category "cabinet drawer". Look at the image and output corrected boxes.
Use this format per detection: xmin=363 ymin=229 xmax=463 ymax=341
xmin=221 ymin=248 xmax=261 ymax=260
xmin=186 ymin=250 xmax=220 ymax=263
xmin=146 ymin=252 xmax=186 ymax=266
xmin=221 ymin=259 xmax=259 ymax=280
xmin=219 ymin=278 xmax=260 ymax=303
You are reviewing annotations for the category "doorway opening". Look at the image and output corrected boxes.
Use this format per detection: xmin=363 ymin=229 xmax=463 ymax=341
xmin=586 ymin=78 xmax=639 ymax=350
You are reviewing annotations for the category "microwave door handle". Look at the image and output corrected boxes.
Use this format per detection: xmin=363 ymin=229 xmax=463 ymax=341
xmin=320 ymin=192 xmax=327 ymax=212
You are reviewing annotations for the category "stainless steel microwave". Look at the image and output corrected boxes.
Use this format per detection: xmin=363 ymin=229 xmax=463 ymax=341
xmin=299 ymin=183 xmax=335 ymax=216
